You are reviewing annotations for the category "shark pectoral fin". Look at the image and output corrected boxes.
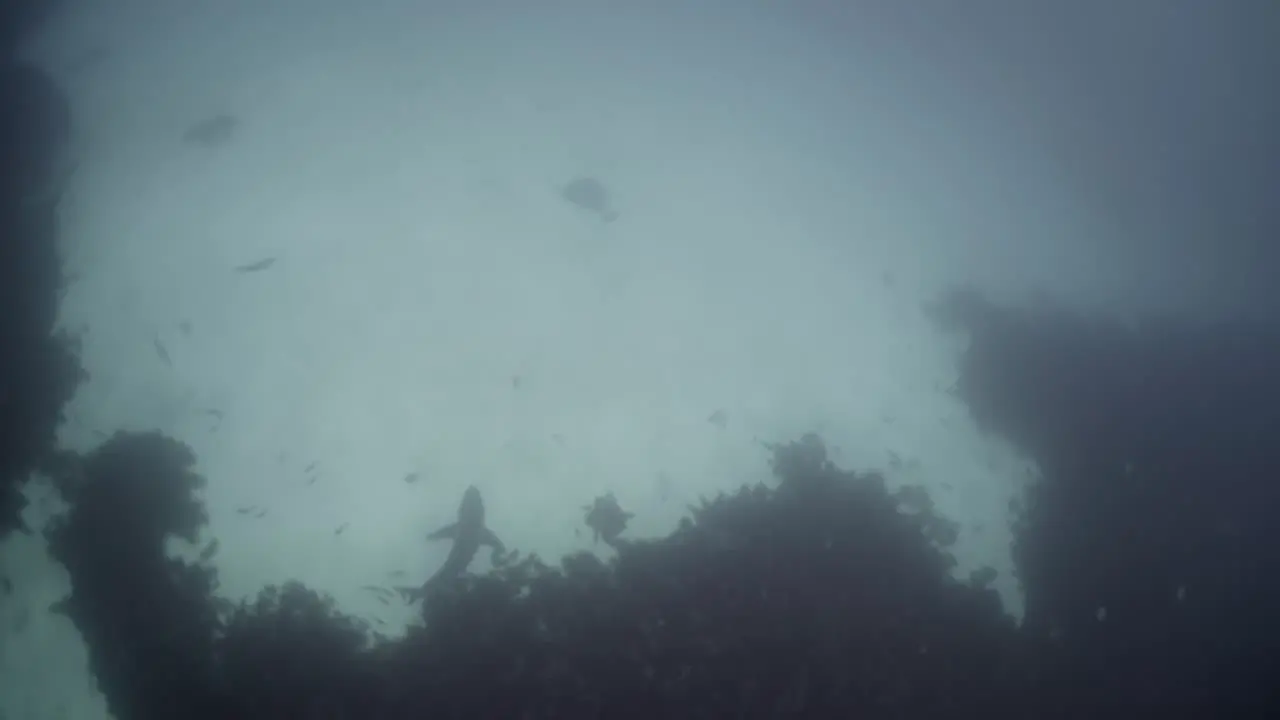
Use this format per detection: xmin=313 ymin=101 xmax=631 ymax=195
xmin=426 ymin=522 xmax=459 ymax=541
xmin=479 ymin=527 xmax=505 ymax=553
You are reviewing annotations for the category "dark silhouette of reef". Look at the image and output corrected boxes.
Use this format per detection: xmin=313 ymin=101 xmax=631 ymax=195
xmin=931 ymin=287 xmax=1280 ymax=716
xmin=0 ymin=0 xmax=60 ymax=60
xmin=0 ymin=52 xmax=86 ymax=539
xmin=45 ymin=430 xmax=1032 ymax=719
xmin=32 ymin=294 xmax=1280 ymax=719
xmin=4 ymin=6 xmax=1279 ymax=717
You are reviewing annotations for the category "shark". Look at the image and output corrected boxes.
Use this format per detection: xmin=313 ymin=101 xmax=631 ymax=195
xmin=397 ymin=486 xmax=505 ymax=602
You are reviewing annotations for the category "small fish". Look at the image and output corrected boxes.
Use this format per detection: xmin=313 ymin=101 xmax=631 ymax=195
xmin=235 ymin=505 xmax=255 ymax=515
xmin=1 ymin=575 xmax=11 ymax=595
xmin=361 ymin=585 xmax=395 ymax=598
xmin=403 ymin=472 xmax=419 ymax=484
xmin=153 ymin=336 xmax=171 ymax=367
xmin=334 ymin=523 xmax=349 ymax=536
xmin=198 ymin=539 xmax=219 ymax=562
xmin=200 ymin=408 xmax=224 ymax=432
xmin=374 ymin=595 xmax=390 ymax=606
xmin=178 ymin=321 xmax=192 ymax=336
xmin=233 ymin=257 xmax=276 ymax=273
xmin=303 ymin=462 xmax=317 ymax=473
xmin=561 ymin=176 xmax=620 ymax=223
xmin=707 ymin=409 xmax=727 ymax=429
xmin=252 ymin=508 xmax=268 ymax=519
xmin=511 ymin=375 xmax=522 ymax=390
xmin=304 ymin=475 xmax=318 ymax=486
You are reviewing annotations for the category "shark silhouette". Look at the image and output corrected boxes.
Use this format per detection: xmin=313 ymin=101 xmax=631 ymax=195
xmin=397 ymin=486 xmax=504 ymax=602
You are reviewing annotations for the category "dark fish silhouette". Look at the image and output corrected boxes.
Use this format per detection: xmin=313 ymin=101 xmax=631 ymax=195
xmin=153 ymin=336 xmax=171 ymax=366
xmin=198 ymin=539 xmax=219 ymax=562
xmin=561 ymin=176 xmax=619 ymax=222
xmin=233 ymin=257 xmax=276 ymax=273
xmin=397 ymin=486 xmax=504 ymax=602
xmin=199 ymin=408 xmax=223 ymax=432
xmin=361 ymin=585 xmax=395 ymax=599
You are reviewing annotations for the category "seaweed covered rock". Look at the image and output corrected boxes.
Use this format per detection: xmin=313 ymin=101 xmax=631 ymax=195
xmin=44 ymin=432 xmax=222 ymax=720
xmin=214 ymin=581 xmax=378 ymax=717
xmin=0 ymin=58 xmax=84 ymax=538
xmin=48 ymin=430 xmax=1035 ymax=718
xmin=936 ymin=288 xmax=1280 ymax=715
xmin=370 ymin=434 xmax=1027 ymax=716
